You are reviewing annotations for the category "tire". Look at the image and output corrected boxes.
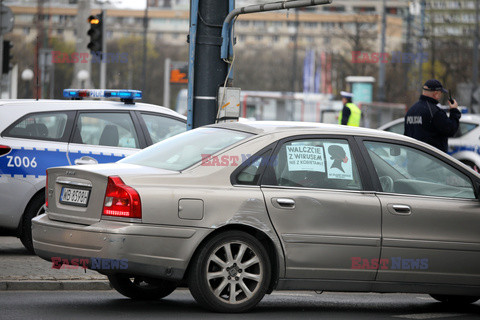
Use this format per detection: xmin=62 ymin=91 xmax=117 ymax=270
xmin=108 ymin=274 xmax=177 ymax=300
xmin=430 ymin=294 xmax=480 ymax=305
xmin=20 ymin=193 xmax=45 ymax=254
xmin=188 ymin=231 xmax=271 ymax=313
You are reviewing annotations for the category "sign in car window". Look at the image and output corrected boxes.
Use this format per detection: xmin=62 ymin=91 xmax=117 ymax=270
xmin=324 ymin=142 xmax=354 ymax=180
xmin=286 ymin=145 xmax=326 ymax=172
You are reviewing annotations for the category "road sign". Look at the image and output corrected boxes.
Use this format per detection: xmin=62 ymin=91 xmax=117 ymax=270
xmin=1 ymin=5 xmax=14 ymax=35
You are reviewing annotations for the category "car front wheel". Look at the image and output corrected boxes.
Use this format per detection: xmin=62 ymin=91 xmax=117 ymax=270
xmin=188 ymin=231 xmax=271 ymax=313
xmin=108 ymin=274 xmax=177 ymax=300
xmin=430 ymin=294 xmax=480 ymax=305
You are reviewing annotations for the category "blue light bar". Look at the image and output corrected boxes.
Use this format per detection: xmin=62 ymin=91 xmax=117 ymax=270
xmin=63 ymin=89 xmax=142 ymax=100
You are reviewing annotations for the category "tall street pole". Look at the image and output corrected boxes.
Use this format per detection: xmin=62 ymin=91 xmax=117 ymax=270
xmin=142 ymin=0 xmax=148 ymax=92
xmin=191 ymin=0 xmax=229 ymax=128
xmin=377 ymin=0 xmax=386 ymax=102
xmin=472 ymin=0 xmax=479 ymax=113
xmin=418 ymin=0 xmax=426 ymax=92
xmin=291 ymin=8 xmax=299 ymax=93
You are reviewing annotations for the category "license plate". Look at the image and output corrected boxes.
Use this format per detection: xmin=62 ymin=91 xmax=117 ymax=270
xmin=60 ymin=187 xmax=90 ymax=207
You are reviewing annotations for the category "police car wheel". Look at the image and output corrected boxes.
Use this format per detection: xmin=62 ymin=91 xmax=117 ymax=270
xmin=20 ymin=193 xmax=45 ymax=253
xmin=108 ymin=274 xmax=177 ymax=300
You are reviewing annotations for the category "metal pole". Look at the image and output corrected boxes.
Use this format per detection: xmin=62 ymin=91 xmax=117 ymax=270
xmin=291 ymin=8 xmax=299 ymax=93
xmin=164 ymin=57 xmax=171 ymax=108
xmin=192 ymin=0 xmax=229 ymax=129
xmin=404 ymin=8 xmax=412 ymax=93
xmin=418 ymin=0 xmax=426 ymax=92
xmin=100 ymin=10 xmax=106 ymax=89
xmin=472 ymin=0 xmax=479 ymax=113
xmin=377 ymin=0 xmax=386 ymax=102
xmin=142 ymin=1 xmax=148 ymax=92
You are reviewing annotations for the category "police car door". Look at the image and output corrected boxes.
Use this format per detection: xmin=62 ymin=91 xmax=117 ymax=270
xmin=67 ymin=111 xmax=141 ymax=165
xmin=0 ymin=111 xmax=74 ymax=188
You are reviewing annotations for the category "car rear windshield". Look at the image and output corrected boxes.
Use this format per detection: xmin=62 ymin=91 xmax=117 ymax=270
xmin=119 ymin=127 xmax=253 ymax=171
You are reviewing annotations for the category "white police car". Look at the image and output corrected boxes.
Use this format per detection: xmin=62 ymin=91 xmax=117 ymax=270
xmin=0 ymin=89 xmax=186 ymax=252
xmin=378 ymin=115 xmax=480 ymax=171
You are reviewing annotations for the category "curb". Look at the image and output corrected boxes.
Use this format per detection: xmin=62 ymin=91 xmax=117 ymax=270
xmin=0 ymin=280 xmax=112 ymax=291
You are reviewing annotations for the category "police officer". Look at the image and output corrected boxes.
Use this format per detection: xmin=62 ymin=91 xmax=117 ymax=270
xmin=338 ymin=91 xmax=361 ymax=126
xmin=404 ymin=79 xmax=460 ymax=153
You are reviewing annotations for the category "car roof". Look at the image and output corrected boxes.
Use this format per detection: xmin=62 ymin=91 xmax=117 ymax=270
xmin=209 ymin=120 xmax=417 ymax=140
xmin=0 ymin=99 xmax=186 ymax=119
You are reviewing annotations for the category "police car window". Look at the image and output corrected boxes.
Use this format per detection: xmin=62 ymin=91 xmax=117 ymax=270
xmin=74 ymin=113 xmax=139 ymax=148
xmin=5 ymin=113 xmax=68 ymax=140
xmin=365 ymin=141 xmax=475 ymax=199
xmin=271 ymin=138 xmax=362 ymax=190
xmin=453 ymin=122 xmax=477 ymax=138
xmin=140 ymin=113 xmax=186 ymax=144
xmin=385 ymin=122 xmax=404 ymax=135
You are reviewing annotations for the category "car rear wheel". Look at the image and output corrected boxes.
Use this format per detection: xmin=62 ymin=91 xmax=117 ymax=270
xmin=430 ymin=294 xmax=480 ymax=305
xmin=20 ymin=193 xmax=45 ymax=253
xmin=188 ymin=231 xmax=271 ymax=313
xmin=108 ymin=274 xmax=177 ymax=300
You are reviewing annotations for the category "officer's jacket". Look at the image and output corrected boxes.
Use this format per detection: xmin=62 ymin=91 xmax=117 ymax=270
xmin=404 ymin=95 xmax=461 ymax=153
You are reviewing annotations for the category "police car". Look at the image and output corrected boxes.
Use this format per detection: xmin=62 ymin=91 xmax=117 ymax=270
xmin=0 ymin=89 xmax=186 ymax=252
xmin=378 ymin=114 xmax=480 ymax=171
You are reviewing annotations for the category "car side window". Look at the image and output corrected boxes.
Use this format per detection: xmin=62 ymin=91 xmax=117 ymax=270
xmin=269 ymin=138 xmax=362 ymax=190
xmin=385 ymin=122 xmax=404 ymax=135
xmin=364 ymin=141 xmax=475 ymax=199
xmin=140 ymin=113 xmax=186 ymax=144
xmin=5 ymin=112 xmax=68 ymax=140
xmin=234 ymin=151 xmax=272 ymax=185
xmin=73 ymin=112 xmax=139 ymax=148
xmin=453 ymin=122 xmax=477 ymax=138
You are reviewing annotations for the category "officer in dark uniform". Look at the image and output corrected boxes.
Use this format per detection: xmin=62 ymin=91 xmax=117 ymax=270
xmin=404 ymin=79 xmax=460 ymax=153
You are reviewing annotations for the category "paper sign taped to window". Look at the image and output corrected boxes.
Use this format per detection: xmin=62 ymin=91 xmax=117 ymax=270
xmin=324 ymin=143 xmax=353 ymax=180
xmin=286 ymin=145 xmax=325 ymax=172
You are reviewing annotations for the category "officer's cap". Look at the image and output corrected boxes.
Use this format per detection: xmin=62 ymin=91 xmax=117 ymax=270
xmin=423 ymin=79 xmax=448 ymax=93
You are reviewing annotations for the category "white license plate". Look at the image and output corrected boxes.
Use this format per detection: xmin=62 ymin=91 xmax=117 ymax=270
xmin=60 ymin=187 xmax=90 ymax=207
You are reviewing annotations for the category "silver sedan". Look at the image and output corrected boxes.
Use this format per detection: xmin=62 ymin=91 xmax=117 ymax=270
xmin=32 ymin=121 xmax=480 ymax=312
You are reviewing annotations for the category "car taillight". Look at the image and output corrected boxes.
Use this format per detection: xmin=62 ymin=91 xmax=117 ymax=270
xmin=0 ymin=145 xmax=11 ymax=156
xmin=103 ymin=176 xmax=141 ymax=219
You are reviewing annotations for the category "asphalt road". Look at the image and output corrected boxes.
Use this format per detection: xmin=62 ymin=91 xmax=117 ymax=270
xmin=1 ymin=290 xmax=479 ymax=320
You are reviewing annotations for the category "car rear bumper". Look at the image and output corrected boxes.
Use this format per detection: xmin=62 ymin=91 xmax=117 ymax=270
xmin=32 ymin=214 xmax=209 ymax=281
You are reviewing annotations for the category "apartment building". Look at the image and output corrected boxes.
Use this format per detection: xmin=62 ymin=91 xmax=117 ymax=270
xmin=8 ymin=1 xmax=404 ymax=54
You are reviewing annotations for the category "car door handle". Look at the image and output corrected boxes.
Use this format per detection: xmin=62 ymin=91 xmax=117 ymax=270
xmin=274 ymin=198 xmax=296 ymax=208
xmin=74 ymin=156 xmax=98 ymax=165
xmin=388 ymin=204 xmax=412 ymax=216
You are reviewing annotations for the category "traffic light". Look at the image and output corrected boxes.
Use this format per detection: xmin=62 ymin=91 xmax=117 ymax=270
xmin=2 ymin=40 xmax=13 ymax=74
xmin=87 ymin=13 xmax=103 ymax=53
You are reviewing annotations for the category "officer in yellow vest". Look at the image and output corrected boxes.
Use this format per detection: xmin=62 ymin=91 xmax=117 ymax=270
xmin=338 ymin=91 xmax=361 ymax=126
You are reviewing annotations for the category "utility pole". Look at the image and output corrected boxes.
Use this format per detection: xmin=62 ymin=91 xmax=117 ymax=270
xmin=190 ymin=0 xmax=229 ymax=129
xmin=404 ymin=7 xmax=412 ymax=93
xmin=472 ymin=0 xmax=479 ymax=113
xmin=71 ymin=0 xmax=92 ymax=89
xmin=34 ymin=0 xmax=44 ymax=99
xmin=377 ymin=0 xmax=386 ymax=102
xmin=418 ymin=0 xmax=426 ymax=92
xmin=142 ymin=0 xmax=148 ymax=92
xmin=291 ymin=8 xmax=299 ymax=93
